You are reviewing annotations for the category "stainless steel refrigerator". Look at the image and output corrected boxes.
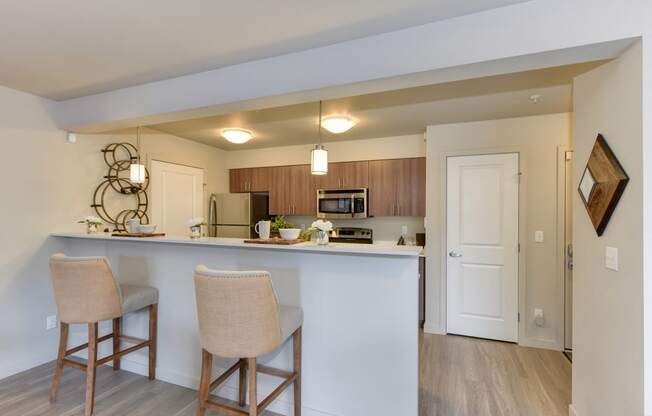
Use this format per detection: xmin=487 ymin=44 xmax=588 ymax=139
xmin=208 ymin=193 xmax=269 ymax=238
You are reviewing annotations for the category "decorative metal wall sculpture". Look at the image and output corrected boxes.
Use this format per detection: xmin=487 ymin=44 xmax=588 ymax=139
xmin=92 ymin=143 xmax=149 ymax=232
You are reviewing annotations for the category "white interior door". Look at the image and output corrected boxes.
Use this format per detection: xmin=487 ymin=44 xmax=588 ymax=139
xmin=446 ymin=153 xmax=519 ymax=342
xmin=151 ymin=160 xmax=204 ymax=236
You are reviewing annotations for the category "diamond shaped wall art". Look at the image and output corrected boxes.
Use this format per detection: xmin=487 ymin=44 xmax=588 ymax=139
xmin=578 ymin=134 xmax=629 ymax=236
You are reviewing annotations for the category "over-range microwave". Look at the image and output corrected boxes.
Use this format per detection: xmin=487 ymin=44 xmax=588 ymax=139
xmin=316 ymin=188 xmax=368 ymax=219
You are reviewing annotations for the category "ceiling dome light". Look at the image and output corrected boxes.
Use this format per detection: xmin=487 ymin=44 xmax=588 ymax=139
xmin=321 ymin=116 xmax=356 ymax=134
xmin=221 ymin=128 xmax=253 ymax=144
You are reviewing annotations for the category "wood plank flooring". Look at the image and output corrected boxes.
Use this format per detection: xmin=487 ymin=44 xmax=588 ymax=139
xmin=420 ymin=333 xmax=571 ymax=416
xmin=0 ymin=332 xmax=570 ymax=415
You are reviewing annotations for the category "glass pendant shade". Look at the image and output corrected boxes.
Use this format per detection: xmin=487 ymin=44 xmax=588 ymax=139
xmin=130 ymin=163 xmax=146 ymax=184
xmin=311 ymin=145 xmax=328 ymax=175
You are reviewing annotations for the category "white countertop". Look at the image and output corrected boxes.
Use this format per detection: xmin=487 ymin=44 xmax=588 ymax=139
xmin=51 ymin=233 xmax=422 ymax=257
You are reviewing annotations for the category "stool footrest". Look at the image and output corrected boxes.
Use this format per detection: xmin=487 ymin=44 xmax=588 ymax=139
xmin=62 ymin=358 xmax=87 ymax=371
xmin=96 ymin=341 xmax=149 ymax=366
xmin=119 ymin=335 xmax=148 ymax=345
xmin=210 ymin=359 xmax=245 ymax=392
xmin=65 ymin=333 xmax=113 ymax=356
xmin=203 ymin=400 xmax=248 ymax=416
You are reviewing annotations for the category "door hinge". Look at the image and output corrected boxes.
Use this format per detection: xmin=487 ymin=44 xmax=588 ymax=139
xmin=518 ymin=243 xmax=521 ymax=253
xmin=518 ymin=313 xmax=521 ymax=322
xmin=517 ymin=172 xmax=523 ymax=184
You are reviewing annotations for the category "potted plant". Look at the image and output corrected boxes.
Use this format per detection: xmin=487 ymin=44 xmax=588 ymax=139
xmin=78 ymin=216 xmax=103 ymax=234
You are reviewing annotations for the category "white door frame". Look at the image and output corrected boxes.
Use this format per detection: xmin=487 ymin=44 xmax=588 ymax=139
xmin=437 ymin=147 xmax=528 ymax=345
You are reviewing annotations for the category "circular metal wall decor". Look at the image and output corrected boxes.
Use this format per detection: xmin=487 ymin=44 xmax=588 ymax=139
xmin=91 ymin=143 xmax=149 ymax=232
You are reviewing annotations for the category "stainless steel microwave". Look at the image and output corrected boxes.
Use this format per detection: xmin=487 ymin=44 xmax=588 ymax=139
xmin=317 ymin=188 xmax=368 ymax=219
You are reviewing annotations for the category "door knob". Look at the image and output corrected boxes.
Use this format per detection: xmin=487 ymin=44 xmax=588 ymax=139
xmin=449 ymin=250 xmax=462 ymax=258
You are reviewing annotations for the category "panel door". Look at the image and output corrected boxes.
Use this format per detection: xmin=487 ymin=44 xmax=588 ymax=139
xmin=229 ymin=168 xmax=251 ymax=193
xmin=446 ymin=153 xmax=519 ymax=342
xmin=339 ymin=161 xmax=369 ymax=189
xmin=289 ymin=164 xmax=316 ymax=216
xmin=368 ymin=159 xmax=399 ymax=216
xmin=250 ymin=166 xmax=271 ymax=192
xmin=396 ymin=158 xmax=426 ymax=217
xmin=268 ymin=166 xmax=291 ymax=216
xmin=151 ymin=160 xmax=204 ymax=236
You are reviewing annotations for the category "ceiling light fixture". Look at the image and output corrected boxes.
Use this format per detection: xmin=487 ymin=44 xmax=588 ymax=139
xmin=130 ymin=126 xmax=146 ymax=184
xmin=221 ymin=128 xmax=253 ymax=144
xmin=321 ymin=115 xmax=356 ymax=134
xmin=311 ymin=101 xmax=328 ymax=176
xmin=529 ymin=94 xmax=542 ymax=104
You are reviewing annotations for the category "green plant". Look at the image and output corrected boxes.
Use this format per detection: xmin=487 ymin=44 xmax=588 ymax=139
xmin=271 ymin=216 xmax=294 ymax=232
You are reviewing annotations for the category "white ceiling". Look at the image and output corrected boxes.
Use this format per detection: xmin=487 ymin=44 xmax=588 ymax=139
xmin=0 ymin=0 xmax=531 ymax=100
xmin=146 ymin=61 xmax=604 ymax=150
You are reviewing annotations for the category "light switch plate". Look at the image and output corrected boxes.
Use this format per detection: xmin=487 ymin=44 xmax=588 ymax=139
xmin=401 ymin=225 xmax=408 ymax=236
xmin=535 ymin=230 xmax=544 ymax=243
xmin=46 ymin=315 xmax=57 ymax=330
xmin=605 ymin=246 xmax=619 ymax=271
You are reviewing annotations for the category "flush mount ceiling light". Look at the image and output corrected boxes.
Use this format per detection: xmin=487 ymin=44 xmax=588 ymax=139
xmin=221 ymin=128 xmax=253 ymax=144
xmin=311 ymin=101 xmax=328 ymax=175
xmin=321 ymin=115 xmax=356 ymax=134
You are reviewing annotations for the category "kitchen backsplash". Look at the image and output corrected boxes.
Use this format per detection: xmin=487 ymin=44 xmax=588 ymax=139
xmin=286 ymin=216 xmax=425 ymax=242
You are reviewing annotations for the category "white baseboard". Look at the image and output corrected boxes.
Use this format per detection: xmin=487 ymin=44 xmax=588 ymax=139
xmin=519 ymin=336 xmax=563 ymax=351
xmin=423 ymin=321 xmax=445 ymax=335
xmin=569 ymin=404 xmax=578 ymax=416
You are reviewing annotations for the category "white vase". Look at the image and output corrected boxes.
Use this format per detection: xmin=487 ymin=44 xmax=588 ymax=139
xmin=317 ymin=230 xmax=329 ymax=245
xmin=190 ymin=225 xmax=201 ymax=239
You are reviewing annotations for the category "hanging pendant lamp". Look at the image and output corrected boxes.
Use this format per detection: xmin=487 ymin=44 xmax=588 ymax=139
xmin=130 ymin=126 xmax=146 ymax=184
xmin=311 ymin=101 xmax=328 ymax=175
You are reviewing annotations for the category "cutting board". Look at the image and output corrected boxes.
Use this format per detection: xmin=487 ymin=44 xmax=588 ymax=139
xmin=112 ymin=232 xmax=166 ymax=238
xmin=244 ymin=238 xmax=304 ymax=245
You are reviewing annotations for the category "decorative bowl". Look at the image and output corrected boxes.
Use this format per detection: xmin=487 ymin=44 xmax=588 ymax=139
xmin=138 ymin=224 xmax=157 ymax=234
xmin=279 ymin=228 xmax=301 ymax=240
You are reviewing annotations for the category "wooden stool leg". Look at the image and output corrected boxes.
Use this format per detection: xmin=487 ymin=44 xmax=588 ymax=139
xmin=112 ymin=317 xmax=121 ymax=371
xmin=148 ymin=304 xmax=158 ymax=380
xmin=248 ymin=358 xmax=257 ymax=416
xmin=85 ymin=323 xmax=98 ymax=416
xmin=197 ymin=349 xmax=212 ymax=416
xmin=238 ymin=358 xmax=247 ymax=407
xmin=50 ymin=322 xmax=69 ymax=402
xmin=293 ymin=327 xmax=302 ymax=416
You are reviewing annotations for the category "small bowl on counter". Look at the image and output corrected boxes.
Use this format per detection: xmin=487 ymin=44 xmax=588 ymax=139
xmin=278 ymin=228 xmax=301 ymax=240
xmin=138 ymin=224 xmax=157 ymax=234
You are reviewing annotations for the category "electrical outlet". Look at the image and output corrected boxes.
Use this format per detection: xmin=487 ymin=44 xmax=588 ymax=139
xmin=534 ymin=230 xmax=544 ymax=243
xmin=534 ymin=309 xmax=545 ymax=327
xmin=401 ymin=225 xmax=408 ymax=236
xmin=46 ymin=315 xmax=57 ymax=330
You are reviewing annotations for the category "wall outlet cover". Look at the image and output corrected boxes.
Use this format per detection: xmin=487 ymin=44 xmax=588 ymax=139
xmin=401 ymin=225 xmax=408 ymax=236
xmin=534 ymin=308 xmax=545 ymax=327
xmin=605 ymin=246 xmax=619 ymax=271
xmin=46 ymin=315 xmax=57 ymax=330
xmin=534 ymin=230 xmax=544 ymax=243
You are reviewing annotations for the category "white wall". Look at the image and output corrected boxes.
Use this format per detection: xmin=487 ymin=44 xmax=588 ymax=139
xmin=425 ymin=113 xmax=572 ymax=350
xmin=571 ymin=42 xmax=643 ymax=416
xmin=226 ymin=134 xmax=426 ymax=241
xmin=0 ymin=86 xmax=227 ymax=379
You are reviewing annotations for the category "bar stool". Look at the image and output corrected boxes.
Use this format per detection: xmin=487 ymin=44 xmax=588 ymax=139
xmin=49 ymin=253 xmax=159 ymax=416
xmin=194 ymin=266 xmax=302 ymax=416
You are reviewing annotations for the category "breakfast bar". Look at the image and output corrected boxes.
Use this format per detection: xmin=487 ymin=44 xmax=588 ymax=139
xmin=51 ymin=233 xmax=420 ymax=416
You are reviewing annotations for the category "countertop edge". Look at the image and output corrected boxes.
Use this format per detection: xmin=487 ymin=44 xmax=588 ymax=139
xmin=50 ymin=233 xmax=422 ymax=258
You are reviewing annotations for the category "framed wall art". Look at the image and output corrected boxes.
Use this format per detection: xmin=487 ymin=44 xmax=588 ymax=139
xmin=578 ymin=134 xmax=629 ymax=236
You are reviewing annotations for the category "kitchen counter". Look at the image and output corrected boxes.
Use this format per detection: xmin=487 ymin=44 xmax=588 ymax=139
xmin=50 ymin=232 xmax=419 ymax=416
xmin=51 ymin=232 xmax=422 ymax=257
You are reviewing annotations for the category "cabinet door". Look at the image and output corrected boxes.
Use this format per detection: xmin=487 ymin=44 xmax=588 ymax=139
xmin=250 ymin=167 xmax=270 ymax=192
xmin=314 ymin=163 xmax=340 ymax=190
xmin=397 ymin=158 xmax=426 ymax=217
xmin=268 ymin=166 xmax=291 ymax=215
xmin=339 ymin=161 xmax=369 ymax=189
xmin=289 ymin=165 xmax=316 ymax=216
xmin=229 ymin=168 xmax=251 ymax=193
xmin=368 ymin=159 xmax=399 ymax=216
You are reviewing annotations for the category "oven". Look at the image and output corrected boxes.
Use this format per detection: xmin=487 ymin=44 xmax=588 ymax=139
xmin=316 ymin=188 xmax=368 ymax=219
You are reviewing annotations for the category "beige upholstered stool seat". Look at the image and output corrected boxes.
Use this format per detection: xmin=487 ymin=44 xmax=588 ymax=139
xmin=279 ymin=305 xmax=303 ymax=342
xmin=120 ymin=284 xmax=159 ymax=314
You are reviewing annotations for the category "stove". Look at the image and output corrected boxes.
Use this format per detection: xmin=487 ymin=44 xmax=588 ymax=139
xmin=329 ymin=227 xmax=373 ymax=244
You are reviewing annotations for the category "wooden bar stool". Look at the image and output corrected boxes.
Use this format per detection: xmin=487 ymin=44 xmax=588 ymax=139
xmin=194 ymin=266 xmax=302 ymax=416
xmin=49 ymin=253 xmax=159 ymax=416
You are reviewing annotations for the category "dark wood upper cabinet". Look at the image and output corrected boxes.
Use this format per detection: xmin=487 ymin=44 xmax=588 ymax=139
xmin=369 ymin=158 xmax=425 ymax=217
xmin=316 ymin=161 xmax=369 ymax=190
xmin=233 ymin=157 xmax=424 ymax=217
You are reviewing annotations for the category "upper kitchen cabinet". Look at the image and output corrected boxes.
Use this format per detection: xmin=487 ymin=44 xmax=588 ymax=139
xmin=369 ymin=157 xmax=425 ymax=217
xmin=268 ymin=165 xmax=316 ymax=216
xmin=229 ymin=167 xmax=270 ymax=192
xmin=316 ymin=161 xmax=369 ymax=190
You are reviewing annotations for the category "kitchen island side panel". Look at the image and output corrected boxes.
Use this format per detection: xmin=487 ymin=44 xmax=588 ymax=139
xmin=55 ymin=237 xmax=419 ymax=416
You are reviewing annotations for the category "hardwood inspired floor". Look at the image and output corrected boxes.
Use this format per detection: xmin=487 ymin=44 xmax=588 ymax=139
xmin=420 ymin=333 xmax=571 ymax=416
xmin=0 ymin=333 xmax=570 ymax=416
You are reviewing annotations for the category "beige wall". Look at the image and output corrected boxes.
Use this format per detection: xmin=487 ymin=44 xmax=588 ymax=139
xmin=571 ymin=42 xmax=643 ymax=415
xmin=0 ymin=86 xmax=226 ymax=379
xmin=425 ymin=113 xmax=572 ymax=350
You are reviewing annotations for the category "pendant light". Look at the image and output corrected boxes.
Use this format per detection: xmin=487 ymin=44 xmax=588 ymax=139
xmin=311 ymin=101 xmax=328 ymax=175
xmin=130 ymin=126 xmax=146 ymax=184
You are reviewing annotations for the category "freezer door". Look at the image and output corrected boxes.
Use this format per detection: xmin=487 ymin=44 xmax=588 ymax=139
xmin=216 ymin=193 xmax=250 ymax=225
xmin=216 ymin=225 xmax=251 ymax=239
